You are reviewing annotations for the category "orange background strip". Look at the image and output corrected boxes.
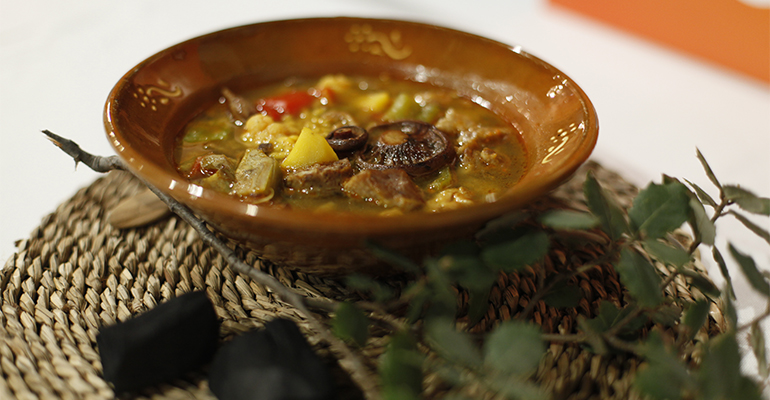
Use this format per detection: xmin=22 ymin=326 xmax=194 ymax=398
xmin=549 ymin=0 xmax=770 ymax=83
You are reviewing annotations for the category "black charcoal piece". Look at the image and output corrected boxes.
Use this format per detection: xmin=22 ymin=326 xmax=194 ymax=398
xmin=209 ymin=318 xmax=335 ymax=400
xmin=97 ymin=291 xmax=220 ymax=393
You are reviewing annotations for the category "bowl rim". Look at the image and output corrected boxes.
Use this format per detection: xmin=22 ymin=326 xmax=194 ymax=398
xmin=104 ymin=16 xmax=598 ymax=236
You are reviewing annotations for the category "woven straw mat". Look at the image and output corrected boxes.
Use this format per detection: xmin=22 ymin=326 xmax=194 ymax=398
xmin=0 ymin=161 xmax=726 ymax=400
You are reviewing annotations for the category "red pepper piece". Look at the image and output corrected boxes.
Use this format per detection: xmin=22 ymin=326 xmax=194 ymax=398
xmin=187 ymin=155 xmax=218 ymax=180
xmin=255 ymin=90 xmax=316 ymax=120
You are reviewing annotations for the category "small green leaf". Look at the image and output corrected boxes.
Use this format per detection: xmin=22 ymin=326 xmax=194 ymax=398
xmin=586 ymin=301 xmax=648 ymax=335
xmin=721 ymin=284 xmax=738 ymax=329
xmin=712 ymin=247 xmax=736 ymax=299
xmin=439 ymin=238 xmax=480 ymax=258
xmin=731 ymin=377 xmax=765 ymax=400
xmin=442 ymin=251 xmax=496 ymax=325
xmin=685 ymin=178 xmax=718 ymax=208
xmin=424 ymin=259 xmax=458 ymax=319
xmin=332 ymin=302 xmax=369 ymax=347
xmin=365 ymin=240 xmax=421 ymax=274
xmin=629 ymin=181 xmax=691 ymax=239
xmin=480 ymin=229 xmax=549 ymax=272
xmin=577 ymin=316 xmax=609 ymax=355
xmin=689 ymin=196 xmax=716 ymax=246
xmin=542 ymin=283 xmax=582 ymax=308
xmin=382 ymin=387 xmax=420 ymax=400
xmin=634 ymin=332 xmax=696 ymax=400
xmin=729 ymin=210 xmax=770 ymax=245
xmin=440 ymin=241 xmax=497 ymax=293
xmin=649 ymin=304 xmax=682 ymax=327
xmin=729 ymin=243 xmax=770 ymax=296
xmin=615 ymin=248 xmax=664 ymax=308
xmin=483 ymin=321 xmax=545 ymax=377
xmin=643 ymin=239 xmax=691 ymax=267
xmin=475 ymin=211 xmax=530 ymax=242
xmin=679 ymin=269 xmax=721 ymax=299
xmin=430 ymin=361 xmax=464 ymax=386
xmin=584 ymin=172 xmax=630 ymax=240
xmin=379 ymin=331 xmax=423 ymax=399
xmin=538 ymin=209 xmax=600 ymax=230
xmin=404 ymin=283 xmax=430 ymax=323
xmin=750 ymin=322 xmax=769 ymax=379
xmin=491 ymin=377 xmax=550 ymax=400
xmin=345 ymin=274 xmax=395 ymax=303
xmin=723 ymin=185 xmax=770 ymax=216
xmin=698 ymin=332 xmax=762 ymax=400
xmin=465 ymin=287 xmax=492 ymax=327
xmin=682 ymin=299 xmax=710 ymax=342
xmin=439 ymin=246 xmax=497 ymax=324
xmin=635 ymin=365 xmax=686 ymax=400
xmin=699 ymin=332 xmax=741 ymax=399
xmin=425 ymin=317 xmax=483 ymax=368
xmin=439 ymin=394 xmax=474 ymax=400
xmin=696 ymin=148 xmax=722 ymax=190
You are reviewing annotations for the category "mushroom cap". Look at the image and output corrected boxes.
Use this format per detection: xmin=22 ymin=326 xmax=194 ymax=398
xmin=356 ymin=120 xmax=456 ymax=176
xmin=325 ymin=125 xmax=369 ymax=154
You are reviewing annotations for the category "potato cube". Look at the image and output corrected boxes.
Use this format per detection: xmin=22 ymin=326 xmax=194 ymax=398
xmin=281 ymin=127 xmax=339 ymax=170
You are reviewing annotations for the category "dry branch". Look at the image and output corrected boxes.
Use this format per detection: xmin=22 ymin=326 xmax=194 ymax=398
xmin=43 ymin=130 xmax=381 ymax=400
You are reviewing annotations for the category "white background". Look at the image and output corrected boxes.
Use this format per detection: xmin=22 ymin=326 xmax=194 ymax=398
xmin=1 ymin=0 xmax=769 ymax=387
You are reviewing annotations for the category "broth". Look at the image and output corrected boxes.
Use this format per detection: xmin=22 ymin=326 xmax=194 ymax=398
xmin=175 ymin=74 xmax=527 ymax=215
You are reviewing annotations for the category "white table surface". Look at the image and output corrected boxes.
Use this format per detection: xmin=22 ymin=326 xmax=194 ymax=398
xmin=2 ymin=0 xmax=769 ymax=387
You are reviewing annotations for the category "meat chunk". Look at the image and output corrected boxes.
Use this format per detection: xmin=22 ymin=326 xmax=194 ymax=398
xmin=436 ymin=108 xmax=514 ymax=178
xmin=435 ymin=107 xmax=510 ymax=151
xmin=221 ymin=87 xmax=254 ymax=123
xmin=426 ymin=187 xmax=475 ymax=212
xmin=458 ymin=146 xmax=511 ymax=176
xmin=342 ymin=169 xmax=425 ymax=211
xmin=283 ymin=159 xmax=354 ymax=196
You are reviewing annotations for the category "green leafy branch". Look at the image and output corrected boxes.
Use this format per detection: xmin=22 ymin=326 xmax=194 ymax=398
xmin=45 ymin=130 xmax=769 ymax=399
xmin=331 ymin=150 xmax=770 ymax=399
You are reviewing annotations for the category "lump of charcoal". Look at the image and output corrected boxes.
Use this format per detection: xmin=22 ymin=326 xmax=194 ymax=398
xmin=96 ymin=291 xmax=220 ymax=393
xmin=209 ymin=318 xmax=334 ymax=400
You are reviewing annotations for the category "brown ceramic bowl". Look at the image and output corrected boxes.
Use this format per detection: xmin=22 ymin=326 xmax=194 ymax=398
xmin=104 ymin=17 xmax=598 ymax=275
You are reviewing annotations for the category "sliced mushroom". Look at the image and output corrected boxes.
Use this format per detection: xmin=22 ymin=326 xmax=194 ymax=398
xmin=325 ymin=126 xmax=368 ymax=154
xmin=356 ymin=120 xmax=456 ymax=177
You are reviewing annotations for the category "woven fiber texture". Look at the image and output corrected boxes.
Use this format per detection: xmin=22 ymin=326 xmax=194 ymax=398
xmin=0 ymin=162 xmax=724 ymax=399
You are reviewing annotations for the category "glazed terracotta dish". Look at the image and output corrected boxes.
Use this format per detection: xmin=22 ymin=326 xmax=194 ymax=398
xmin=104 ymin=17 xmax=598 ymax=275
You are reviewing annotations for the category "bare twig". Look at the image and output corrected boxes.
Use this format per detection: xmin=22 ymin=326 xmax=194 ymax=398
xmin=738 ymin=297 xmax=770 ymax=333
xmin=43 ymin=130 xmax=124 ymax=172
xmin=659 ymin=269 xmax=681 ymax=292
xmin=604 ymin=334 xmax=641 ymax=355
xmin=44 ymin=130 xmax=381 ymax=400
xmin=540 ymin=333 xmax=585 ymax=343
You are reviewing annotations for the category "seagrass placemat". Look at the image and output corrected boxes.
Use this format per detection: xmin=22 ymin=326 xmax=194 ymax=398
xmin=0 ymin=161 xmax=725 ymax=400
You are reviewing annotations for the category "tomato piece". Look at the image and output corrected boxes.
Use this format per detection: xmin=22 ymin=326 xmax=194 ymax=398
xmin=187 ymin=154 xmax=233 ymax=180
xmin=187 ymin=156 xmax=216 ymax=180
xmin=255 ymin=90 xmax=316 ymax=119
